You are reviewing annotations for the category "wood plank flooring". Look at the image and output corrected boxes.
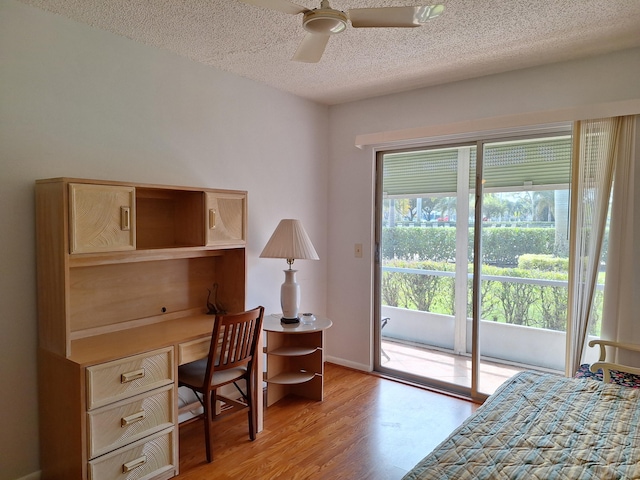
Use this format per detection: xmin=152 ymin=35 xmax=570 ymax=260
xmin=178 ymin=363 xmax=479 ymax=480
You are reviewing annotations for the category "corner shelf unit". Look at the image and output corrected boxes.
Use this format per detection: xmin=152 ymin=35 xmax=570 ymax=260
xmin=262 ymin=316 xmax=333 ymax=407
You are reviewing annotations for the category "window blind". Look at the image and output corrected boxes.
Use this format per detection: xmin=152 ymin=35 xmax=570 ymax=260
xmin=383 ymin=136 xmax=571 ymax=196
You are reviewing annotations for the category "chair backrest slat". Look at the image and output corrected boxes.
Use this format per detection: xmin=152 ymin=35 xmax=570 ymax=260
xmin=206 ymin=307 xmax=264 ymax=379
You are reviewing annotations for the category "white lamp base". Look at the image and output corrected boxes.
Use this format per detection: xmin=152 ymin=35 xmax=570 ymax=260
xmin=281 ymin=269 xmax=300 ymax=323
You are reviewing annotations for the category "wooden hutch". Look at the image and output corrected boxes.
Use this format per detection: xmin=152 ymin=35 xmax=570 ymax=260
xmin=35 ymin=178 xmax=248 ymax=479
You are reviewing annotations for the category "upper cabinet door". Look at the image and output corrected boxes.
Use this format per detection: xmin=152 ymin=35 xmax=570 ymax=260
xmin=69 ymin=183 xmax=136 ymax=254
xmin=206 ymin=192 xmax=246 ymax=246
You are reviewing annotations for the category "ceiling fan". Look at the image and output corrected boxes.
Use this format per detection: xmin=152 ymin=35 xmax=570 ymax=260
xmin=239 ymin=0 xmax=445 ymax=63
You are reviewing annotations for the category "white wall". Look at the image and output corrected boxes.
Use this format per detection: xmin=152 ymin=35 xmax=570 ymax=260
xmin=0 ymin=1 xmax=328 ymax=478
xmin=325 ymin=48 xmax=640 ymax=371
xmin=3 ymin=1 xmax=640 ymax=477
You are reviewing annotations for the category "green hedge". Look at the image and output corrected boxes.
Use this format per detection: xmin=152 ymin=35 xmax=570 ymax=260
xmin=518 ymin=254 xmax=568 ymax=272
xmin=382 ymin=226 xmax=555 ymax=266
xmin=480 ymin=228 xmax=555 ymax=266
xmin=382 ymin=227 xmax=456 ymax=262
xmin=382 ymin=259 xmax=602 ymax=335
xmin=382 ymin=260 xmax=456 ymax=313
xmin=380 ymin=226 xmax=606 ymax=334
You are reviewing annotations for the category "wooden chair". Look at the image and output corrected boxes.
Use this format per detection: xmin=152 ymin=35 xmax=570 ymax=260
xmin=178 ymin=306 xmax=264 ymax=462
xmin=588 ymin=339 xmax=640 ymax=384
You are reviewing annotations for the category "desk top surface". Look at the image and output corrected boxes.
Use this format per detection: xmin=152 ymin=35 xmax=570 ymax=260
xmin=263 ymin=314 xmax=332 ymax=333
xmin=67 ymin=312 xmax=332 ymax=365
xmin=68 ymin=313 xmax=216 ymax=365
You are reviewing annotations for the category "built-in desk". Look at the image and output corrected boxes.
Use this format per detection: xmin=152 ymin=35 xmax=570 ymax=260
xmin=36 ymin=178 xmax=249 ymax=480
xmin=39 ymin=313 xmax=264 ymax=480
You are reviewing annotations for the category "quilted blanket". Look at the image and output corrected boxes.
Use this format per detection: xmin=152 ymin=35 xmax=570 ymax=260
xmin=403 ymin=371 xmax=640 ymax=480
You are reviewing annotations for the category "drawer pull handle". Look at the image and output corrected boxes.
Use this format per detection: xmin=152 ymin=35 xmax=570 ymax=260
xmin=120 ymin=206 xmax=131 ymax=231
xmin=122 ymin=455 xmax=147 ymax=473
xmin=121 ymin=410 xmax=146 ymax=427
xmin=121 ymin=368 xmax=145 ymax=383
xmin=209 ymin=209 xmax=216 ymax=229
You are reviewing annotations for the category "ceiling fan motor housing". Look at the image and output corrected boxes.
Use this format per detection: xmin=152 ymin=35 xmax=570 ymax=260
xmin=302 ymin=8 xmax=348 ymax=34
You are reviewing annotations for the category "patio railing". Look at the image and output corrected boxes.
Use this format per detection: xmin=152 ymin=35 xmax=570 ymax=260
xmin=381 ymin=267 xmax=602 ymax=371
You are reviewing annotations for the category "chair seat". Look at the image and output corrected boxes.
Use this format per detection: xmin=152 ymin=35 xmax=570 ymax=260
xmin=178 ymin=358 xmax=248 ymax=389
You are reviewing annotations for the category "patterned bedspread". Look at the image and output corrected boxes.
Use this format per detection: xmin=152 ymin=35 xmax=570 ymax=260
xmin=403 ymin=371 xmax=640 ymax=480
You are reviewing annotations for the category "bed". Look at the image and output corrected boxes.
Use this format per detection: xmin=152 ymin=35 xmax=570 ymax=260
xmin=403 ymin=340 xmax=640 ymax=480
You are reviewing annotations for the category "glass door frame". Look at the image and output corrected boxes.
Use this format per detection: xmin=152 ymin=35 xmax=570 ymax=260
xmin=373 ymin=125 xmax=572 ymax=401
xmin=373 ymin=139 xmax=484 ymax=400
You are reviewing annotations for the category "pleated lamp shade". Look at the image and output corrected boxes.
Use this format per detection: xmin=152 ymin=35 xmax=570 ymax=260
xmin=260 ymin=219 xmax=319 ymax=262
xmin=260 ymin=219 xmax=318 ymax=322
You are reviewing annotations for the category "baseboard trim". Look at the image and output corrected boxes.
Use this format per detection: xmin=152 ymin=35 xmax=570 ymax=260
xmin=325 ymin=356 xmax=371 ymax=372
xmin=15 ymin=472 xmax=40 ymax=480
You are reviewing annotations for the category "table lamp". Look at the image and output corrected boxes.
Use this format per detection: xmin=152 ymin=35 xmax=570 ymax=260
xmin=260 ymin=219 xmax=319 ymax=324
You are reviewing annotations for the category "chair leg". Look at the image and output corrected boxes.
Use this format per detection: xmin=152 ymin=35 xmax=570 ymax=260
xmin=203 ymin=390 xmax=215 ymax=463
xmin=246 ymin=376 xmax=256 ymax=440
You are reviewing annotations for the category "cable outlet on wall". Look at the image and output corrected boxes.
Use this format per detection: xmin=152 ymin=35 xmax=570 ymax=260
xmin=355 ymin=243 xmax=363 ymax=258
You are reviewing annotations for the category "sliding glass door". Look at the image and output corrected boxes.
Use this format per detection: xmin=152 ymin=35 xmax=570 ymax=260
xmin=376 ymin=142 xmax=477 ymax=393
xmin=375 ymin=130 xmax=578 ymax=398
xmin=476 ymin=136 xmax=572 ymax=395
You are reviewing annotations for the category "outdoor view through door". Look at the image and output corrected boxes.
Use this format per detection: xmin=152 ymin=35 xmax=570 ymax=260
xmin=376 ymin=130 xmax=607 ymax=398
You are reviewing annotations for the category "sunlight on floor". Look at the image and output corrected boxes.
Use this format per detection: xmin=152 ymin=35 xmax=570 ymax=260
xmin=381 ymin=339 xmax=525 ymax=395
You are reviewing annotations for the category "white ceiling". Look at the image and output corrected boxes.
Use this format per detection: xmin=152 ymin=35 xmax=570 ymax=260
xmin=18 ymin=0 xmax=640 ymax=105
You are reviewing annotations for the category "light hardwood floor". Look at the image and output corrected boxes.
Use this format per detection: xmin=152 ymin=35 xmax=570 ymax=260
xmin=178 ymin=363 xmax=479 ymax=479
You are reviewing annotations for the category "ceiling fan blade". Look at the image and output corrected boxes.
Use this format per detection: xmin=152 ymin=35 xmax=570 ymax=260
xmin=348 ymin=5 xmax=445 ymax=28
xmin=292 ymin=33 xmax=330 ymax=63
xmin=238 ymin=0 xmax=309 ymax=15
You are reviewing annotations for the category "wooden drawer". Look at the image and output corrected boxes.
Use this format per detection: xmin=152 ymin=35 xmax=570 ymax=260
xmin=87 ymin=347 xmax=174 ymax=410
xmin=178 ymin=337 xmax=211 ymax=365
xmin=87 ymin=385 xmax=174 ymax=459
xmin=88 ymin=427 xmax=175 ymax=480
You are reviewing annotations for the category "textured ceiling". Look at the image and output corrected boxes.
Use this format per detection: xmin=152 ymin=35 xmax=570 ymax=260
xmin=18 ymin=0 xmax=640 ymax=105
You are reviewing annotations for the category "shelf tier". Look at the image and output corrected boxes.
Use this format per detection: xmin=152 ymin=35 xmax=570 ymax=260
xmin=265 ymin=346 xmax=319 ymax=356
xmin=263 ymin=371 xmax=316 ymax=385
xmin=68 ymin=247 xmax=229 ymax=267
